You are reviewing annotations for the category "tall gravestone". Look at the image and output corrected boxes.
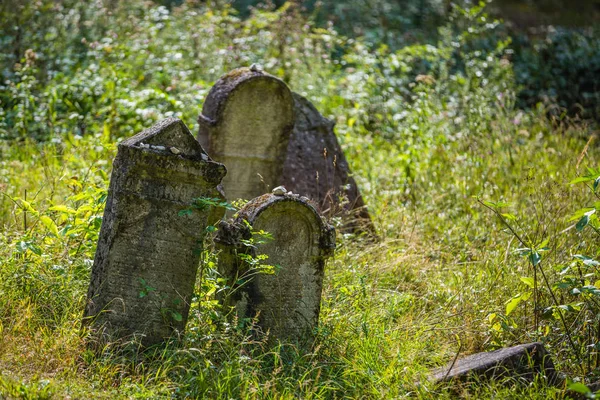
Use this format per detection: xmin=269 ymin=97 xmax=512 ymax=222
xmin=198 ymin=67 xmax=374 ymax=234
xmin=84 ymin=118 xmax=227 ymax=346
xmin=216 ymin=189 xmax=335 ymax=343
xmin=197 ymin=67 xmax=295 ymax=201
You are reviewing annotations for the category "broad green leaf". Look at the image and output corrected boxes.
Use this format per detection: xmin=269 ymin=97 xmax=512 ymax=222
xmin=569 ymin=208 xmax=595 ymax=222
xmin=576 ymin=214 xmax=590 ymax=231
xmin=529 ymin=251 xmax=541 ymax=266
xmin=570 ymin=176 xmax=594 ymax=185
xmin=568 ymin=382 xmax=591 ymax=394
xmin=520 ymin=276 xmax=535 ymax=288
xmin=19 ymin=199 xmax=38 ymax=215
xmin=40 ymin=216 xmax=60 ymax=237
xmin=16 ymin=241 xmax=42 ymax=256
xmin=506 ymin=295 xmax=522 ymax=315
xmin=501 ymin=213 xmax=516 ymax=220
xmin=482 ymin=200 xmax=510 ymax=209
xmin=171 ymin=312 xmax=183 ymax=322
xmin=575 ymin=255 xmax=600 ymax=267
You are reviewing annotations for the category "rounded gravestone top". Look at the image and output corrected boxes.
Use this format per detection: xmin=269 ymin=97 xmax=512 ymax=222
xmin=235 ymin=193 xmax=336 ymax=254
xmin=198 ymin=67 xmax=296 ymax=201
xmin=201 ymin=67 xmax=294 ymax=123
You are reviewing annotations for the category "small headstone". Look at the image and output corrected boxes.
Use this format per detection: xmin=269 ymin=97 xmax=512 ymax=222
xmin=431 ymin=342 xmax=559 ymax=386
xmin=197 ymin=67 xmax=295 ymax=201
xmin=198 ymin=68 xmax=374 ymax=234
xmin=84 ymin=118 xmax=227 ymax=346
xmin=215 ymin=192 xmax=335 ymax=343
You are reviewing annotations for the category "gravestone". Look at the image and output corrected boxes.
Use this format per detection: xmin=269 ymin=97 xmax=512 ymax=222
xmin=84 ymin=118 xmax=227 ymax=346
xmin=215 ymin=188 xmax=336 ymax=343
xmin=282 ymin=92 xmax=373 ymax=233
xmin=197 ymin=67 xmax=295 ymax=201
xmin=431 ymin=342 xmax=559 ymax=386
xmin=198 ymin=67 xmax=374 ymax=234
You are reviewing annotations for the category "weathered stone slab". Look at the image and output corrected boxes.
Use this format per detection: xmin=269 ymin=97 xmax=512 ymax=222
xmin=431 ymin=342 xmax=559 ymax=385
xmin=282 ymin=92 xmax=373 ymax=233
xmin=197 ymin=68 xmax=374 ymax=234
xmin=84 ymin=118 xmax=227 ymax=346
xmin=197 ymin=67 xmax=295 ymax=201
xmin=215 ymin=188 xmax=335 ymax=343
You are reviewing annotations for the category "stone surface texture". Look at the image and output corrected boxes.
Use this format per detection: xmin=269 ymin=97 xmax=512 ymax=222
xmin=84 ymin=118 xmax=226 ymax=346
xmin=281 ymin=92 xmax=373 ymax=232
xmin=431 ymin=342 xmax=558 ymax=385
xmin=197 ymin=67 xmax=295 ymax=201
xmin=216 ymin=193 xmax=335 ymax=343
xmin=198 ymin=68 xmax=373 ymax=233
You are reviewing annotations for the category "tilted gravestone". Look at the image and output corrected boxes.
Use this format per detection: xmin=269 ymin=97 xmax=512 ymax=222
xmin=215 ymin=188 xmax=335 ymax=343
xmin=198 ymin=67 xmax=374 ymax=233
xmin=84 ymin=118 xmax=227 ymax=346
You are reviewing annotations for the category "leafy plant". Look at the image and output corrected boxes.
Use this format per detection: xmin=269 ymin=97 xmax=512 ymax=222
xmin=479 ymin=167 xmax=600 ymax=378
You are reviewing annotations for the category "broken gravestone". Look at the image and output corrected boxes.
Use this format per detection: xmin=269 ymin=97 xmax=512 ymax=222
xmin=215 ymin=188 xmax=335 ymax=343
xmin=431 ymin=342 xmax=560 ymax=386
xmin=84 ymin=118 xmax=227 ymax=346
xmin=197 ymin=67 xmax=374 ymax=233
